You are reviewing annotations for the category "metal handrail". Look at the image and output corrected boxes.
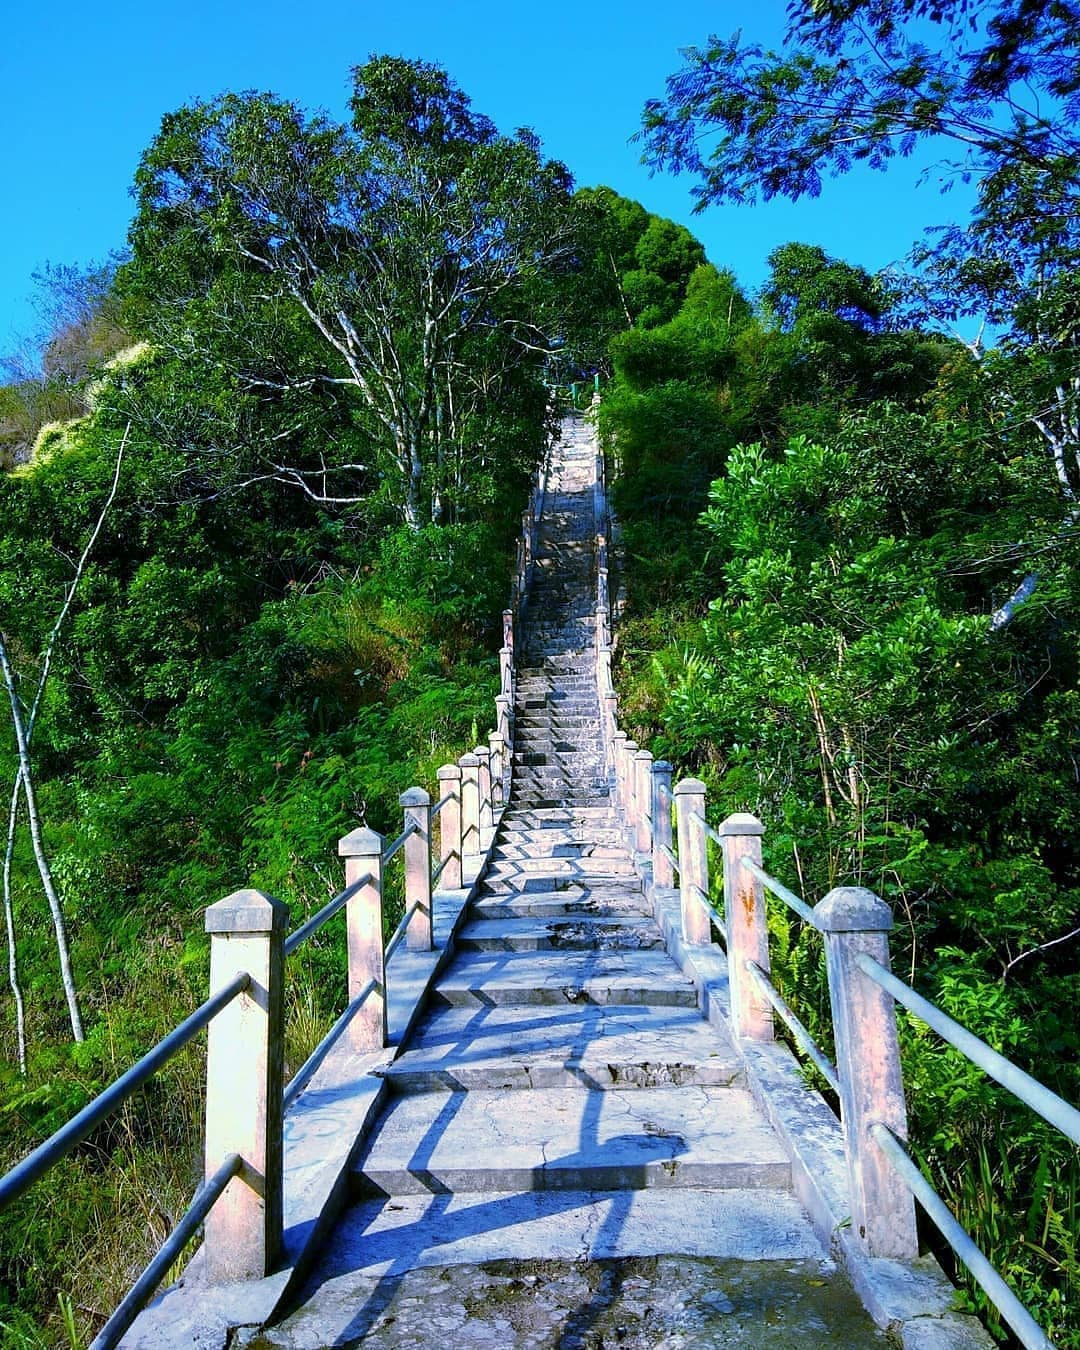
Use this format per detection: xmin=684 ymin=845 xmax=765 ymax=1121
xmin=90 ymin=1152 xmax=242 ymax=1350
xmin=658 ymin=842 xmax=679 ymax=874
xmin=431 ymin=852 xmax=455 ymax=889
xmin=741 ymin=857 xmax=820 ymax=930
xmin=744 ymin=961 xmax=840 ymax=1093
xmin=382 ymin=818 xmax=418 ymax=865
xmin=384 ymin=903 xmax=420 ymax=962
xmin=689 ymin=880 xmax=726 ymax=937
xmin=695 ymin=815 xmax=724 ymax=848
xmin=870 ymin=1124 xmax=1054 ymax=1350
xmin=283 ymin=979 xmax=378 ymax=1109
xmin=858 ymin=954 xmax=1080 ymax=1146
xmin=0 ymin=972 xmax=251 ymax=1211
xmin=284 ymin=873 xmax=372 ymax=958
xmin=431 ymin=791 xmax=457 ymax=819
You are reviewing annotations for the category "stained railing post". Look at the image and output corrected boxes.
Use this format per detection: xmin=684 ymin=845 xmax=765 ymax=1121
xmin=651 ymin=760 xmax=674 ymax=888
xmin=621 ymin=739 xmax=639 ymax=832
xmin=502 ymin=608 xmax=514 ymax=656
xmin=460 ymin=753 xmax=481 ymax=883
xmin=610 ymin=729 xmax=627 ymax=801
xmin=634 ymin=749 xmax=654 ymax=857
xmin=338 ymin=827 xmax=386 ymax=1050
xmin=204 ymin=889 xmax=286 ymax=1282
xmin=499 ymin=646 xmax=513 ymax=700
xmin=495 ymin=694 xmax=512 ymax=750
xmin=814 ymin=886 xmax=918 ymax=1258
xmin=436 ymin=764 xmax=463 ymax=891
xmin=674 ymin=778 xmax=710 ymax=945
xmin=400 ymin=788 xmax=433 ymax=950
xmin=719 ymin=814 xmax=772 ymax=1043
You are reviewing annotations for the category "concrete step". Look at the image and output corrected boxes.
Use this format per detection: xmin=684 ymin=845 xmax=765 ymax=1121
xmin=502 ymin=806 xmax=617 ymax=824
xmin=492 ymin=841 xmax=628 ymax=860
xmin=471 ymin=889 xmax=648 ymax=919
xmin=379 ymin=1003 xmax=745 ymax=1093
xmin=486 ymin=856 xmax=637 ymax=878
xmin=351 ymin=1084 xmax=791 ymax=1196
xmin=457 ymin=914 xmax=664 ymax=952
xmin=431 ymin=950 xmax=699 ymax=1008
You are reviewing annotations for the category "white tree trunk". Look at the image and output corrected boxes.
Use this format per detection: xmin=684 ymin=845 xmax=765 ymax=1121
xmin=3 ymin=773 xmax=26 ymax=1073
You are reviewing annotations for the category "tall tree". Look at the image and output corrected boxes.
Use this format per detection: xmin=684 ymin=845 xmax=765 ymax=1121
xmin=124 ymin=58 xmax=577 ymax=526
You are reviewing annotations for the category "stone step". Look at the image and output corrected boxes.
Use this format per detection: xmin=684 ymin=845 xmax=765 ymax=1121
xmin=431 ymin=950 xmax=699 ymax=1008
xmin=379 ymin=1003 xmax=744 ymax=1094
xmin=471 ymin=890 xmax=647 ymax=919
xmin=457 ymin=914 xmax=664 ymax=952
xmin=486 ymin=856 xmax=636 ymax=878
xmin=492 ymin=842 xmax=628 ymax=860
xmin=496 ymin=828 xmax=626 ymax=846
xmin=351 ymin=1084 xmax=791 ymax=1197
xmin=502 ymin=805 xmax=617 ymax=823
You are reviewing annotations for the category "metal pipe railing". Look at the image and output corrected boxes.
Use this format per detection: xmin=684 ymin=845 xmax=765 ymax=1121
xmin=745 ymin=960 xmax=839 ymax=1093
xmin=431 ymin=791 xmax=456 ymax=819
xmin=858 ymin=953 xmax=1080 ymax=1146
xmin=90 ymin=1152 xmax=243 ymax=1350
xmin=384 ymin=903 xmax=419 ymax=963
xmin=871 ymin=1125 xmax=1054 ymax=1350
xmin=283 ymin=873 xmax=372 ymax=958
xmin=382 ymin=818 xmax=418 ymax=865
xmin=0 ymin=972 xmax=251 ymax=1212
xmin=741 ymin=856 xmax=820 ymax=930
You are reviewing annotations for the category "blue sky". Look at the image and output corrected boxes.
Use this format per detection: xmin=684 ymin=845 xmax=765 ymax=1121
xmin=0 ymin=0 xmax=975 ymax=360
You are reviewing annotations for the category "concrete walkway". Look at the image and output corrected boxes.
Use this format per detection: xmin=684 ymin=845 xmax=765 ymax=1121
xmin=252 ymin=417 xmax=886 ymax=1346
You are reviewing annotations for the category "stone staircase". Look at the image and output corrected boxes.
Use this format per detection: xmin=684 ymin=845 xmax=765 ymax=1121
xmin=254 ymin=417 xmax=885 ymax=1346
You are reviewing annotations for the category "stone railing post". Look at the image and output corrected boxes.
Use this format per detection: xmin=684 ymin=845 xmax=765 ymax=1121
xmin=634 ymin=749 xmax=654 ymax=857
xmin=204 ymin=889 xmax=286 ymax=1282
xmin=502 ymin=608 xmax=514 ymax=656
xmin=621 ymin=739 xmax=639 ymax=829
xmin=338 ymin=827 xmax=386 ymax=1050
xmin=499 ymin=646 xmax=513 ymax=700
xmin=400 ymin=788 xmax=433 ymax=950
xmin=495 ymin=694 xmax=512 ymax=750
xmin=436 ymin=764 xmax=463 ymax=891
xmin=489 ymin=731 xmax=507 ymax=806
xmin=651 ymin=761 xmax=674 ymax=888
xmin=815 ymin=887 xmax=918 ymax=1258
xmin=719 ymin=814 xmax=772 ymax=1043
xmin=610 ymin=730 xmax=627 ymax=801
xmin=674 ymin=779 xmax=710 ymax=945
xmin=460 ymin=753 xmax=481 ymax=882
xmin=474 ymin=745 xmax=493 ymax=840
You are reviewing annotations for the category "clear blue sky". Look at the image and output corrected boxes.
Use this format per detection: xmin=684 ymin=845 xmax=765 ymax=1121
xmin=0 ymin=0 xmax=974 ymax=360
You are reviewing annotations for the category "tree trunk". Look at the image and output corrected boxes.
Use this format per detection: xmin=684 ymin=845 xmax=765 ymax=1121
xmin=3 ymin=773 xmax=27 ymax=1073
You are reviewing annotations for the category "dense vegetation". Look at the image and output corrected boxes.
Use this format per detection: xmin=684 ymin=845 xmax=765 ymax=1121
xmin=2 ymin=2 xmax=1078 ymax=1341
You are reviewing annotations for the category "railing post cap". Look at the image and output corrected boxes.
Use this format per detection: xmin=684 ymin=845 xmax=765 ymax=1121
xmin=652 ymin=759 xmax=673 ymax=774
xmin=624 ymin=740 xmax=639 ymax=751
xmin=490 ymin=731 xmax=506 ymax=747
xmin=495 ymin=694 xmax=511 ymax=707
xmin=459 ymin=752 xmax=480 ymax=767
xmin=502 ymin=608 xmax=513 ymax=619
xmin=205 ymin=888 xmax=288 ymax=935
xmin=338 ymin=825 xmax=383 ymax=858
xmin=499 ymin=646 xmax=512 ymax=658
xmin=673 ymin=777 xmax=707 ymax=797
xmin=437 ymin=763 xmax=462 ymax=781
xmin=718 ymin=813 xmax=764 ymax=837
xmin=815 ymin=886 xmax=893 ymax=933
xmin=611 ymin=730 xmax=627 ymax=743
xmin=473 ymin=744 xmax=490 ymax=759
xmin=633 ymin=748 xmax=654 ymax=763
xmin=399 ymin=786 xmax=431 ymax=808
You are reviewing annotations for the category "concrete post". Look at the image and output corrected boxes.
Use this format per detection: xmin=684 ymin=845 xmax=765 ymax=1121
xmin=719 ymin=814 xmax=772 ymax=1043
xmin=610 ymin=730 xmax=627 ymax=800
xmin=338 ymin=827 xmax=386 ymax=1051
xmin=602 ymin=692 xmax=618 ymax=752
xmin=436 ymin=764 xmax=462 ymax=891
xmin=502 ymin=608 xmax=514 ymax=657
xmin=460 ymin=753 xmax=481 ymax=882
xmin=634 ymin=750 xmax=654 ymax=857
xmin=499 ymin=647 xmax=513 ymax=700
xmin=495 ymin=694 xmax=512 ymax=752
xmin=651 ymin=761 xmax=674 ymax=889
xmin=815 ymin=887 xmax=918 ymax=1258
xmin=400 ymin=787 xmax=433 ymax=951
xmin=489 ymin=731 xmax=507 ymax=806
xmin=621 ymin=740 xmax=639 ymax=835
xmin=204 ymin=889 xmax=286 ymax=1282
xmin=474 ymin=745 xmax=493 ymax=839
xmin=674 ymin=779 xmax=710 ymax=945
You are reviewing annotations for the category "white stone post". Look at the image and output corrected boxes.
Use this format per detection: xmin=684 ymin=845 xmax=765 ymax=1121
xmin=719 ymin=814 xmax=773 ymax=1043
xmin=436 ymin=764 xmax=463 ymax=891
xmin=460 ymin=753 xmax=481 ymax=882
xmin=815 ymin=887 xmax=918 ymax=1257
xmin=502 ymin=608 xmax=514 ymax=657
xmin=674 ymin=779 xmax=710 ymax=945
xmin=495 ymin=694 xmax=512 ymax=751
xmin=338 ymin=827 xmax=386 ymax=1051
xmin=204 ymin=889 xmax=286 ymax=1282
xmin=621 ymin=740 xmax=639 ymax=838
xmin=610 ymin=730 xmax=627 ymax=805
xmin=474 ymin=745 xmax=493 ymax=840
xmin=489 ymin=731 xmax=506 ymax=807
xmin=634 ymin=749 xmax=654 ymax=857
xmin=651 ymin=761 xmax=674 ymax=889
xmin=499 ymin=646 xmax=513 ymax=700
xmin=400 ymin=787 xmax=433 ymax=951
